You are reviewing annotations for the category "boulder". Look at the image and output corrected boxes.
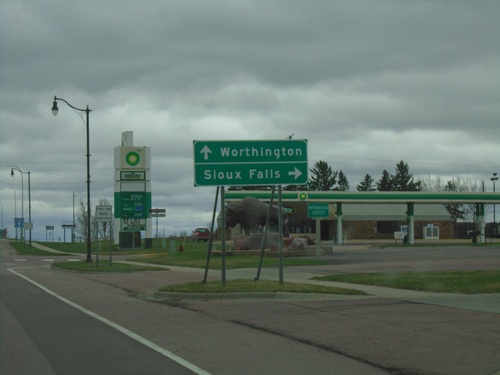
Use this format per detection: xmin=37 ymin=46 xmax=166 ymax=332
xmin=288 ymin=237 xmax=309 ymax=251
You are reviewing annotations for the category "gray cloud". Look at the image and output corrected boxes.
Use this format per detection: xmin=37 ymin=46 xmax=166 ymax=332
xmin=1 ymin=0 xmax=499 ymax=240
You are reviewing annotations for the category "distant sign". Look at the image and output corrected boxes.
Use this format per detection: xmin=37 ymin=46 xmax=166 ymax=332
xmin=308 ymin=203 xmax=329 ymax=218
xmin=96 ymin=205 xmax=113 ymax=222
xmin=122 ymin=218 xmax=145 ymax=231
xmin=394 ymin=231 xmax=406 ymax=239
xmin=120 ymin=171 xmax=146 ymax=181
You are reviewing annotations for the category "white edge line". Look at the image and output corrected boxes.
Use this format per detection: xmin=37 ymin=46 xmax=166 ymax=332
xmin=7 ymin=268 xmax=212 ymax=375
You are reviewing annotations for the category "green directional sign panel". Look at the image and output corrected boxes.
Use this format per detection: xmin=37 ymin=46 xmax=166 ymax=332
xmin=308 ymin=203 xmax=329 ymax=218
xmin=193 ymin=139 xmax=308 ymax=186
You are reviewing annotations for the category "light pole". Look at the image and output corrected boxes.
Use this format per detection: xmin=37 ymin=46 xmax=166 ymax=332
xmin=492 ymin=173 xmax=498 ymax=225
xmin=9 ymin=166 xmax=31 ymax=246
xmin=0 ymin=201 xmax=3 ymax=237
xmin=52 ymin=96 xmax=93 ymax=263
xmin=0 ymin=182 xmax=17 ymax=239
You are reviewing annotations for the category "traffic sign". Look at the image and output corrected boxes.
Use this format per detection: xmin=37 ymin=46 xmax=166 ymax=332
xmin=308 ymin=203 xmax=329 ymax=218
xmin=96 ymin=205 xmax=113 ymax=222
xmin=150 ymin=213 xmax=166 ymax=217
xmin=193 ymin=139 xmax=308 ymax=186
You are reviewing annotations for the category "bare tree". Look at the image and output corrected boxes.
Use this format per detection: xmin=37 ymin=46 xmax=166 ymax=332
xmin=96 ymin=198 xmax=113 ymax=241
xmin=76 ymin=197 xmax=114 ymax=242
xmin=76 ymin=198 xmax=90 ymax=242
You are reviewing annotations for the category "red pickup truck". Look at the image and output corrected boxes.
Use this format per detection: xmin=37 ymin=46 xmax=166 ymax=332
xmin=191 ymin=227 xmax=210 ymax=242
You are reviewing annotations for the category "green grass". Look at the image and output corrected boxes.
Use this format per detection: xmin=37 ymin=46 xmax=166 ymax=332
xmin=312 ymin=271 xmax=500 ymax=294
xmin=10 ymin=242 xmax=71 ymax=256
xmin=130 ymin=251 xmax=328 ymax=269
xmin=160 ymin=279 xmax=368 ymax=295
xmin=51 ymin=261 xmax=166 ymax=273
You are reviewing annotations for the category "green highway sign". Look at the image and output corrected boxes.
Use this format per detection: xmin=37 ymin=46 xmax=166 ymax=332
xmin=308 ymin=203 xmax=329 ymax=218
xmin=193 ymin=139 xmax=308 ymax=186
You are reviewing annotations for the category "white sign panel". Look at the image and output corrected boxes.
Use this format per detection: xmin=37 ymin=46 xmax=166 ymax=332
xmin=96 ymin=205 xmax=113 ymax=222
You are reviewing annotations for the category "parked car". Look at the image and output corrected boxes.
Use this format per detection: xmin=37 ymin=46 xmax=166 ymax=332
xmin=191 ymin=227 xmax=210 ymax=242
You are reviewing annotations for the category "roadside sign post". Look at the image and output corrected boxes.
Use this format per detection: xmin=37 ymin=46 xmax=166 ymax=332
xmin=149 ymin=208 xmax=166 ymax=255
xmin=194 ymin=139 xmax=308 ymax=285
xmin=308 ymin=203 xmax=329 ymax=259
xmin=45 ymin=226 xmax=54 ymax=242
xmin=96 ymin=205 xmax=113 ymax=267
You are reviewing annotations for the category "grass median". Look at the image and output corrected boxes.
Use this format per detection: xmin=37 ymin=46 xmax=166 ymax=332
xmin=312 ymin=270 xmax=500 ymax=294
xmin=51 ymin=261 xmax=166 ymax=273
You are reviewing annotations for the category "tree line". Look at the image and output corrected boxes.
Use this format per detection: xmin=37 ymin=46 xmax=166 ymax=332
xmin=304 ymin=159 xmax=422 ymax=192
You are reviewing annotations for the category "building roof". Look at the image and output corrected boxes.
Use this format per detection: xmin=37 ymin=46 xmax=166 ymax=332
xmin=340 ymin=204 xmax=452 ymax=221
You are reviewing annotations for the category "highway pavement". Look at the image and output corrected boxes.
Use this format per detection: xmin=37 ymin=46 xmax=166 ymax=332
xmin=1 ymin=239 xmax=500 ymax=375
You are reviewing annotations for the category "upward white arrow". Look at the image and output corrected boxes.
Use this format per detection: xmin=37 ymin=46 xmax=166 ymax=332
xmin=200 ymin=145 xmax=212 ymax=160
xmin=288 ymin=167 xmax=302 ymax=179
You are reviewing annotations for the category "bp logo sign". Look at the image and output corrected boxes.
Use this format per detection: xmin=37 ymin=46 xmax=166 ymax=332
xmin=120 ymin=146 xmax=147 ymax=169
xmin=125 ymin=151 xmax=141 ymax=167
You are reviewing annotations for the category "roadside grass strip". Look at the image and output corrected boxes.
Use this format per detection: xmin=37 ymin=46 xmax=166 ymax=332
xmin=51 ymin=261 xmax=166 ymax=273
xmin=312 ymin=271 xmax=500 ymax=294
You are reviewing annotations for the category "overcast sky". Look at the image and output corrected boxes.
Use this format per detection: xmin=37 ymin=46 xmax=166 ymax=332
xmin=1 ymin=0 xmax=499 ymax=241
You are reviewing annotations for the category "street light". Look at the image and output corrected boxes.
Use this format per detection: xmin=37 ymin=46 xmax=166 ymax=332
xmin=9 ymin=165 xmax=31 ymax=246
xmin=52 ymin=96 xmax=93 ymax=263
xmin=492 ymin=173 xmax=498 ymax=224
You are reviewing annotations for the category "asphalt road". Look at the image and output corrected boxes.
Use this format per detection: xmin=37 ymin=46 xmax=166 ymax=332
xmin=0 ymin=246 xmax=204 ymax=375
xmin=1 ymin=239 xmax=500 ymax=375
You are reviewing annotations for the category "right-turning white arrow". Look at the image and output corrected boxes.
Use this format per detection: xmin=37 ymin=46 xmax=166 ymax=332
xmin=288 ymin=167 xmax=302 ymax=179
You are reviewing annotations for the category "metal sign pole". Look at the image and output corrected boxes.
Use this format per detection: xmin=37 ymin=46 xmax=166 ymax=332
xmin=255 ymin=186 xmax=276 ymax=282
xmin=203 ymin=186 xmax=219 ymax=284
xmin=221 ymin=186 xmax=226 ymax=286
xmin=278 ymin=185 xmax=284 ymax=284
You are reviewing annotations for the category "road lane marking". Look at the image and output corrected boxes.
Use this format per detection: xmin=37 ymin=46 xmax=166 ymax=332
xmin=8 ymin=268 xmax=212 ymax=375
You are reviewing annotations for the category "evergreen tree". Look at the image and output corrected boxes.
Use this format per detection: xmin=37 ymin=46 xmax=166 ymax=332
xmin=357 ymin=174 xmax=376 ymax=191
xmin=336 ymin=170 xmax=350 ymax=191
xmin=392 ymin=160 xmax=422 ymax=191
xmin=283 ymin=183 xmax=307 ymax=191
xmin=376 ymin=169 xmax=393 ymax=191
xmin=308 ymin=160 xmax=337 ymax=191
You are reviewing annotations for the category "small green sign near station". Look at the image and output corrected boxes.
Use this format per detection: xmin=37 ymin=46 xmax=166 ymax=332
xmin=308 ymin=203 xmax=329 ymax=218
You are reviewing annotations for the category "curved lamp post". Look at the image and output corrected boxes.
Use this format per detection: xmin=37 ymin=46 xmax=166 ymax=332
xmin=52 ymin=96 xmax=93 ymax=263
xmin=9 ymin=165 xmax=31 ymax=246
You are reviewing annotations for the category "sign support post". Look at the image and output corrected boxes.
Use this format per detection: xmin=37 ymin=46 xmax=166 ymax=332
xmin=308 ymin=203 xmax=329 ymax=258
xmin=149 ymin=208 xmax=166 ymax=255
xmin=96 ymin=205 xmax=113 ymax=267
